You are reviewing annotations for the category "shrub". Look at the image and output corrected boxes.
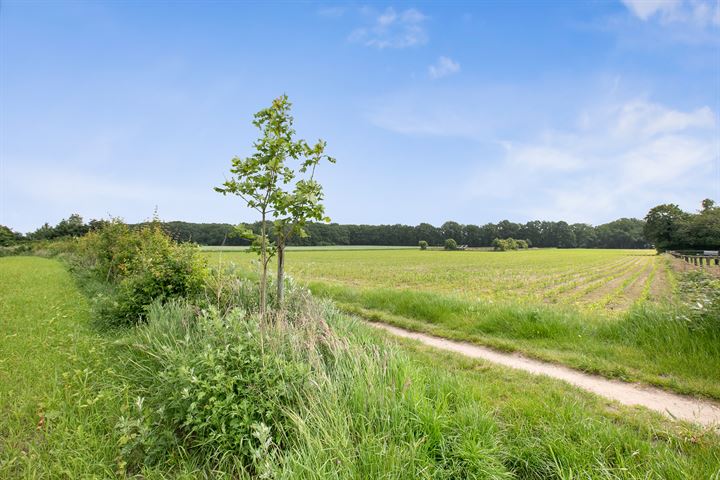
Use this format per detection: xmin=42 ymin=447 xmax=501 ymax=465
xmin=418 ymin=240 xmax=429 ymax=250
xmin=118 ymin=293 xmax=331 ymax=475
xmin=492 ymin=238 xmax=508 ymax=251
xmin=444 ymin=238 xmax=458 ymax=251
xmin=73 ymin=219 xmax=207 ymax=326
xmin=492 ymin=238 xmax=527 ymax=251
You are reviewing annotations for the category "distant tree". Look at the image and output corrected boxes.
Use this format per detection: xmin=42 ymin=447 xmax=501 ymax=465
xmin=441 ymin=221 xmax=463 ymax=244
xmin=416 ymin=223 xmax=441 ymax=246
xmin=680 ymin=200 xmax=720 ymax=249
xmin=553 ymin=221 xmax=577 ymax=248
xmin=462 ymin=224 xmax=482 ymax=247
xmin=479 ymin=223 xmax=499 ymax=245
xmin=571 ymin=223 xmax=597 ymax=248
xmin=596 ymin=218 xmax=647 ymax=249
xmin=497 ymin=220 xmax=521 ymax=239
xmin=0 ymin=225 xmax=22 ymax=246
xmin=519 ymin=221 xmax=543 ymax=247
xmin=29 ymin=222 xmax=55 ymax=240
xmin=644 ymin=204 xmax=687 ymax=252
xmin=54 ymin=214 xmax=89 ymax=238
xmin=444 ymin=238 xmax=458 ymax=251
xmin=418 ymin=240 xmax=428 ymax=250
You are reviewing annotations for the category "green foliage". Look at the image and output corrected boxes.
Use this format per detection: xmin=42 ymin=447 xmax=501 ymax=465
xmin=120 ymin=301 xmax=311 ymax=474
xmin=644 ymin=204 xmax=688 ymax=251
xmin=679 ymin=204 xmax=720 ymax=249
xmin=492 ymin=237 xmax=528 ymax=251
xmin=3 ymin=257 xmax=720 ymax=478
xmin=0 ymin=225 xmax=23 ymax=246
xmin=644 ymin=199 xmax=718 ymax=251
xmin=215 ymin=95 xmax=335 ymax=313
xmin=74 ymin=219 xmax=207 ymax=326
xmin=444 ymin=238 xmax=458 ymax=250
xmin=418 ymin=240 xmax=428 ymax=250
xmin=22 ymin=216 xmax=651 ymax=249
xmin=27 ymin=213 xmax=91 ymax=241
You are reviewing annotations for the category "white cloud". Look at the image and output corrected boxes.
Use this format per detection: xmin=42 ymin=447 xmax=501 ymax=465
xmin=428 ymin=56 xmax=460 ymax=79
xmin=580 ymin=100 xmax=717 ymax=139
xmin=464 ymin=98 xmax=718 ymax=222
xmin=349 ymin=7 xmax=428 ymax=49
xmin=621 ymin=0 xmax=720 ymax=26
xmin=621 ymin=0 xmax=682 ymax=20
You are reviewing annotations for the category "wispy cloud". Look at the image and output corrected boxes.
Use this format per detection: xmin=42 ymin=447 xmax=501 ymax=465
xmin=466 ymin=99 xmax=718 ymax=222
xmin=621 ymin=0 xmax=720 ymax=26
xmin=428 ymin=56 xmax=460 ymax=79
xmin=366 ymin=83 xmax=717 ymax=222
xmin=349 ymin=7 xmax=428 ymax=49
xmin=317 ymin=6 xmax=347 ymax=18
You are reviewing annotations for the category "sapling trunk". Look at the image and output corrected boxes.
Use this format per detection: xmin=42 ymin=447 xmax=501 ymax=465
xmin=259 ymin=213 xmax=268 ymax=319
xmin=277 ymin=238 xmax=285 ymax=308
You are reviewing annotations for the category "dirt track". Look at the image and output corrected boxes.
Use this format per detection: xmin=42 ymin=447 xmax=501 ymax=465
xmin=370 ymin=322 xmax=720 ymax=429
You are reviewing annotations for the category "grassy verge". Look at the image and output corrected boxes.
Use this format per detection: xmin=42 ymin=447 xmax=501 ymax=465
xmin=2 ymin=256 xmax=719 ymax=478
xmin=0 ymin=256 xmax=120 ymax=476
xmin=308 ymin=279 xmax=720 ymax=400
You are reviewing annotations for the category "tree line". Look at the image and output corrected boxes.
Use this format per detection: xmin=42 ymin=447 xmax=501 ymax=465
xmin=643 ymin=199 xmax=720 ymax=252
xmin=4 ymin=201 xmax=715 ymax=252
xmin=3 ymin=215 xmax=647 ymax=249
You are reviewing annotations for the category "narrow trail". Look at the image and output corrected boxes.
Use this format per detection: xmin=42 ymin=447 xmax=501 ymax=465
xmin=369 ymin=322 xmax=720 ymax=429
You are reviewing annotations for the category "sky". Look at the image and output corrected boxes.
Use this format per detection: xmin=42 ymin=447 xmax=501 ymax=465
xmin=1 ymin=0 xmax=719 ymax=233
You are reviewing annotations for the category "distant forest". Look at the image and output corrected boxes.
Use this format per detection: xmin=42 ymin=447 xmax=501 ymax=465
xmin=3 ymin=216 xmax=649 ymax=249
xmin=156 ymin=218 xmax=649 ymax=249
xmin=5 ymin=199 xmax=716 ymax=250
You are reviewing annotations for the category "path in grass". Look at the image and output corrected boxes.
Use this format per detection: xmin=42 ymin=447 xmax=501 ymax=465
xmin=370 ymin=322 xmax=720 ymax=428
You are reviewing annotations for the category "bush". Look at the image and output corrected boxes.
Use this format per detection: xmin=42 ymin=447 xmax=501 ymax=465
xmin=117 ymin=285 xmax=332 ymax=475
xmin=418 ymin=240 xmax=428 ymax=250
xmin=492 ymin=238 xmax=528 ymax=251
xmin=444 ymin=238 xmax=458 ymax=251
xmin=73 ymin=219 xmax=207 ymax=326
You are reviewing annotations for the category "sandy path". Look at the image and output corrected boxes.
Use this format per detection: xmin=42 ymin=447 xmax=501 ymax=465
xmin=369 ymin=322 xmax=720 ymax=429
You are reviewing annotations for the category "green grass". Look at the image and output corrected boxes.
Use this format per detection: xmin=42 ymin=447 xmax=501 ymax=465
xmin=205 ymin=248 xmax=671 ymax=309
xmin=0 ymin=256 xmax=117 ymax=476
xmin=201 ymin=245 xmax=417 ymax=252
xmin=2 ymin=256 xmax=719 ymax=478
xmin=203 ymin=249 xmax=720 ymax=399
xmin=0 ymin=257 xmax=202 ymax=477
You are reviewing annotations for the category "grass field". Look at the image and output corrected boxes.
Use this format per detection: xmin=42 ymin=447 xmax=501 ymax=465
xmin=204 ymin=248 xmax=720 ymax=399
xmin=202 ymin=245 xmax=417 ymax=252
xmin=1 ymin=256 xmax=719 ymax=478
xmin=205 ymin=248 xmax=673 ymax=311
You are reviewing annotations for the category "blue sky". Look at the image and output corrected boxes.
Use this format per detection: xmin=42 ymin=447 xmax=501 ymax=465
xmin=2 ymin=1 xmax=719 ymax=233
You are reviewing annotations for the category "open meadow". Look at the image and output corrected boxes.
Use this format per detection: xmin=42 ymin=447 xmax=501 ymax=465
xmin=2 ymin=255 xmax=719 ymax=478
xmin=204 ymin=248 xmax=673 ymax=311
xmin=3 ymin=1 xmax=720 ymax=476
xmin=205 ymin=248 xmax=720 ymax=399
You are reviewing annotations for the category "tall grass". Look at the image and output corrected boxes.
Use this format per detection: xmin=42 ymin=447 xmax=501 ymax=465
xmin=110 ymin=296 xmax=720 ymax=478
xmin=309 ymin=279 xmax=720 ymax=399
xmin=3 ymin=256 xmax=719 ymax=478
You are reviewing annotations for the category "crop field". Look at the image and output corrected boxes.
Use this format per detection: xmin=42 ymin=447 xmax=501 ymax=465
xmin=205 ymin=248 xmax=720 ymax=399
xmin=204 ymin=248 xmax=673 ymax=312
